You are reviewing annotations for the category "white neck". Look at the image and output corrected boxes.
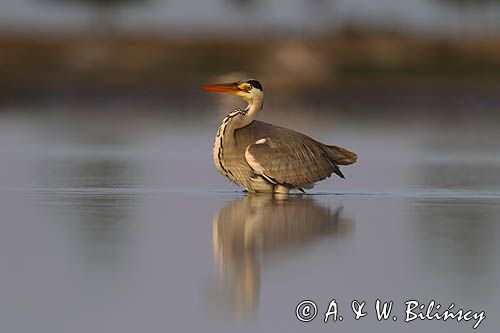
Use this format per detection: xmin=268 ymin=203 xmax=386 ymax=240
xmin=232 ymin=89 xmax=263 ymax=130
xmin=216 ymin=90 xmax=264 ymax=144
xmin=242 ymin=93 xmax=263 ymax=125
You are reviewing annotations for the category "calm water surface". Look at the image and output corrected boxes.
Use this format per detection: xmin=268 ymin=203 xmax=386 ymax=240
xmin=0 ymin=101 xmax=499 ymax=332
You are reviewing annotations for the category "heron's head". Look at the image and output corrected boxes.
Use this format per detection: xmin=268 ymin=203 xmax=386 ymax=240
xmin=202 ymin=79 xmax=264 ymax=105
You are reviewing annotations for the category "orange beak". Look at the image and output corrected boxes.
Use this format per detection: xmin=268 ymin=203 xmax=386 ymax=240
xmin=201 ymin=82 xmax=240 ymax=95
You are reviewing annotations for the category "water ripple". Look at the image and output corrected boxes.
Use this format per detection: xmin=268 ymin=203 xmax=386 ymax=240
xmin=2 ymin=187 xmax=499 ymax=200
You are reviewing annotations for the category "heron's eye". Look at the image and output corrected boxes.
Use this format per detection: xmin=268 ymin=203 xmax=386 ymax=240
xmin=238 ymin=84 xmax=252 ymax=92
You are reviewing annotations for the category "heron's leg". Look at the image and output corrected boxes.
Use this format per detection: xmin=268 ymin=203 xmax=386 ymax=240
xmin=248 ymin=175 xmax=274 ymax=193
xmin=274 ymin=185 xmax=290 ymax=194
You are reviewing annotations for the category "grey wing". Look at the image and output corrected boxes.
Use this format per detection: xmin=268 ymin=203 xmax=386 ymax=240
xmin=244 ymin=135 xmax=344 ymax=188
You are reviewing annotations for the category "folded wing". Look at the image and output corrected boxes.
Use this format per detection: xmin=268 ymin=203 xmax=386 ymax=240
xmin=244 ymin=134 xmax=346 ymax=188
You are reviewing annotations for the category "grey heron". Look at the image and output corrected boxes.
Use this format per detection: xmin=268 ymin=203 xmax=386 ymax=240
xmin=203 ymin=79 xmax=357 ymax=193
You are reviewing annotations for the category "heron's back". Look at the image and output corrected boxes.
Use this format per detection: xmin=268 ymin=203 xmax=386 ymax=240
xmin=215 ymin=120 xmax=357 ymax=192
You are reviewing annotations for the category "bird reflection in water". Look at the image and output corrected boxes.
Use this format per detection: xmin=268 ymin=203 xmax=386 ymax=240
xmin=211 ymin=194 xmax=353 ymax=317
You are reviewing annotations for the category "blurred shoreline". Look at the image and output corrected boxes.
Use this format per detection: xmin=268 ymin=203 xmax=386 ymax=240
xmin=2 ymin=30 xmax=500 ymax=107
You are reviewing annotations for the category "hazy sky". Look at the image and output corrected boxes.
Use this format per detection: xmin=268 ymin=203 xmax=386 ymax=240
xmin=0 ymin=0 xmax=499 ymax=34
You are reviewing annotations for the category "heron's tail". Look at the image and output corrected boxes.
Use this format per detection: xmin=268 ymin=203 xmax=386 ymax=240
xmin=327 ymin=145 xmax=358 ymax=165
